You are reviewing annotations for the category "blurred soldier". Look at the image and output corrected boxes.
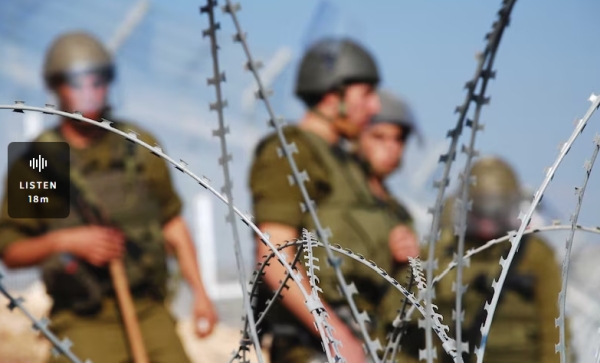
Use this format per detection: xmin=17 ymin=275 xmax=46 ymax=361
xmin=0 ymin=31 xmax=217 ymax=363
xmin=354 ymin=89 xmax=423 ymax=362
xmin=249 ymin=37 xmax=420 ymax=363
xmin=433 ymin=156 xmax=566 ymax=363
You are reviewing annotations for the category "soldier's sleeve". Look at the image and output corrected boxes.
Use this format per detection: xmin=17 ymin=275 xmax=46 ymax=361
xmin=0 ymin=164 xmax=45 ymax=257
xmin=529 ymin=238 xmax=562 ymax=363
xmin=139 ymin=133 xmax=183 ymax=225
xmin=249 ymin=131 xmax=329 ymax=228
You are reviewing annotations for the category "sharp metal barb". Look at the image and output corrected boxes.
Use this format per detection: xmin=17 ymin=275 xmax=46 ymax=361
xmin=555 ymin=134 xmax=600 ymax=363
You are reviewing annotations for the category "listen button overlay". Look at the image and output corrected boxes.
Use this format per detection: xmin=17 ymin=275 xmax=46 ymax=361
xmin=7 ymin=142 xmax=70 ymax=218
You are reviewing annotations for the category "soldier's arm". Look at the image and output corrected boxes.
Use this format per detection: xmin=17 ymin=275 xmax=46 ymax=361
xmin=140 ymin=134 xmax=210 ymax=298
xmin=531 ymin=238 xmax=562 ymax=363
xmin=250 ymin=133 xmax=360 ymax=344
xmin=162 ymin=215 xmax=210 ymax=299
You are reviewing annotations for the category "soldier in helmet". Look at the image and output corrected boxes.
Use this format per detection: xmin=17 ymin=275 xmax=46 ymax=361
xmin=353 ymin=89 xmax=424 ymax=362
xmin=248 ymin=37 xmax=419 ymax=363
xmin=0 ymin=31 xmax=217 ymax=362
xmin=430 ymin=156 xmax=566 ymax=363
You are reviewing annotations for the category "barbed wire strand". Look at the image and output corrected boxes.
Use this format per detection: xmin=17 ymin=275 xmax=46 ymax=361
xmin=0 ymin=102 xmax=327 ymax=362
xmin=399 ymin=222 xmax=600 ymax=353
xmin=0 ymin=272 xmax=92 ymax=363
xmin=381 ymin=269 xmax=416 ymax=363
xmin=451 ymin=21 xmax=501 ymax=361
xmin=556 ymin=133 xmax=600 ymax=363
xmin=238 ymin=236 xmax=458 ymax=360
xmin=435 ymin=223 xmax=600 ymax=284
xmin=249 ymin=244 xmax=304 ymax=328
xmin=421 ymin=1 xmax=517 ymax=362
xmin=199 ymin=1 xmax=264 ymax=362
xmin=474 ymin=93 xmax=600 ymax=363
xmin=219 ymin=1 xmax=385 ymax=361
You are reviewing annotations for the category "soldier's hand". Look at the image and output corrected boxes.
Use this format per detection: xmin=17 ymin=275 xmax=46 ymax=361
xmin=192 ymin=292 xmax=218 ymax=338
xmin=55 ymin=226 xmax=125 ymax=266
xmin=388 ymin=225 xmax=420 ymax=263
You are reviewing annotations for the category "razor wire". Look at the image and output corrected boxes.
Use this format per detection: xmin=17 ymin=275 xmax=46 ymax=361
xmin=421 ymin=1 xmax=517 ymax=362
xmin=556 ymin=133 xmax=600 ymax=363
xmin=450 ymin=20 xmax=498 ymax=362
xmin=0 ymin=103 xmax=456 ymax=362
xmin=199 ymin=1 xmax=264 ymax=362
xmin=383 ymin=221 xmax=600 ymax=363
xmin=380 ymin=268 xmax=416 ymax=363
xmin=0 ymin=272 xmax=92 ymax=363
xmin=434 ymin=223 xmax=600 ymax=285
xmin=474 ymin=93 xmax=600 ymax=363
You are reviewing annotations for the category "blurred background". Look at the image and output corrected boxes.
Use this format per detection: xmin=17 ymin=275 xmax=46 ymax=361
xmin=1 ymin=0 xmax=600 ymax=362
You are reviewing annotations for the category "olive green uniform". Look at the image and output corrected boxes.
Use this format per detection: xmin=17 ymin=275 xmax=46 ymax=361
xmin=0 ymin=117 xmax=191 ymax=363
xmin=249 ymin=125 xmax=417 ymax=363
xmin=431 ymin=196 xmax=564 ymax=363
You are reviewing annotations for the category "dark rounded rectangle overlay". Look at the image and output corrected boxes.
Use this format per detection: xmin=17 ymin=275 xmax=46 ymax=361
xmin=7 ymin=142 xmax=71 ymax=219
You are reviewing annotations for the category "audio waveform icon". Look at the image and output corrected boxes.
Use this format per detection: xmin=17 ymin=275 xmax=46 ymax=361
xmin=30 ymin=155 xmax=47 ymax=173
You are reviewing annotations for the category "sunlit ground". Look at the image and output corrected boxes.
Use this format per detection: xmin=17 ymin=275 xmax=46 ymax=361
xmin=0 ymin=281 xmax=269 ymax=363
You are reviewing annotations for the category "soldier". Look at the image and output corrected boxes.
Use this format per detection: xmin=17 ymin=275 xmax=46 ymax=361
xmin=0 ymin=31 xmax=218 ymax=363
xmin=249 ymin=37 xmax=419 ymax=363
xmin=432 ymin=156 xmax=566 ymax=363
xmin=354 ymin=88 xmax=423 ymax=362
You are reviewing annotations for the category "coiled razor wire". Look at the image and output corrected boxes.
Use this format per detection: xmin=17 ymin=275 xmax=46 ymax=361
xmin=421 ymin=1 xmax=517 ymax=362
xmin=556 ymin=133 xmax=600 ymax=363
xmin=474 ymin=94 xmax=600 ymax=363
xmin=200 ymin=1 xmax=263 ymax=361
xmin=0 ymin=103 xmax=455 ymax=363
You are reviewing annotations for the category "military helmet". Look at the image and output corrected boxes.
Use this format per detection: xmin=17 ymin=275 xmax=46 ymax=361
xmin=468 ymin=156 xmax=521 ymax=220
xmin=294 ymin=37 xmax=380 ymax=104
xmin=370 ymin=89 xmax=422 ymax=143
xmin=43 ymin=31 xmax=114 ymax=89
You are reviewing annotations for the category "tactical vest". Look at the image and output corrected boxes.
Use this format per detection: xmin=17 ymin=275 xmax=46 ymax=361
xmin=34 ymin=125 xmax=169 ymax=312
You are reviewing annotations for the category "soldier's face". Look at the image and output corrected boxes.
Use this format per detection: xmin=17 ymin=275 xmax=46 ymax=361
xmin=359 ymin=123 xmax=405 ymax=178
xmin=56 ymin=72 xmax=109 ymax=120
xmin=338 ymin=83 xmax=381 ymax=139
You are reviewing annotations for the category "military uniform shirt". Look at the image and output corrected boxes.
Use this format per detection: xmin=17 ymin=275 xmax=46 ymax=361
xmin=249 ymin=126 xmax=331 ymax=229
